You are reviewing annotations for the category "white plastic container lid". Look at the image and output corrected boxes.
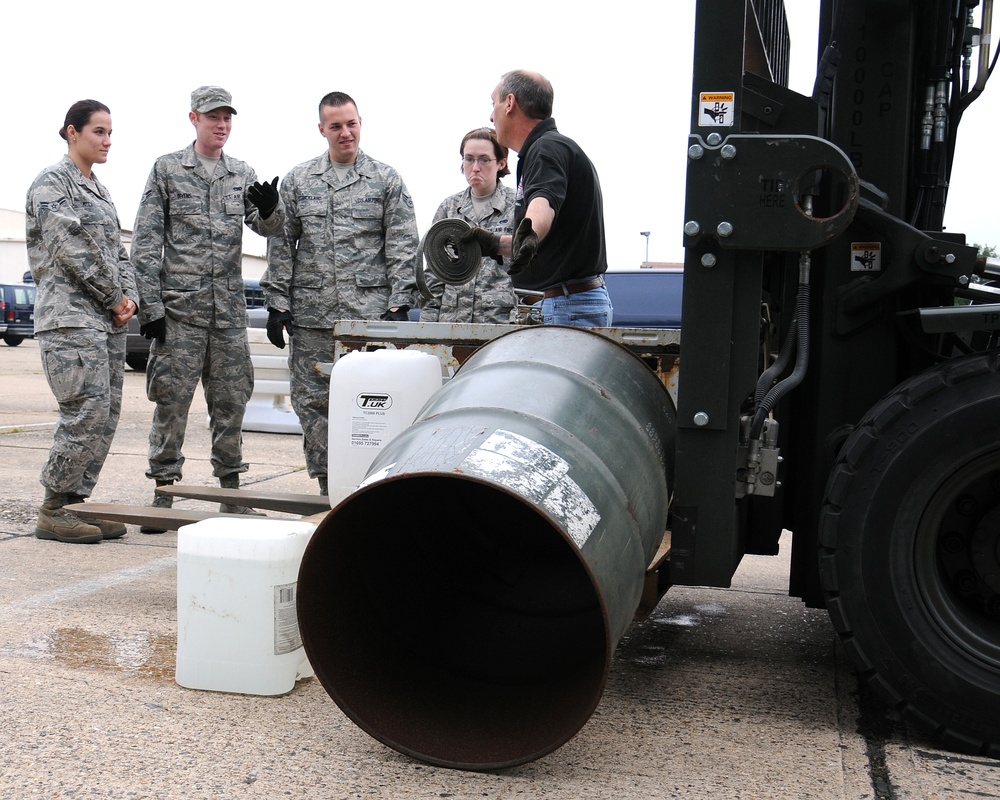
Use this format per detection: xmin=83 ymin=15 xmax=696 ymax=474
xmin=177 ymin=518 xmax=317 ymax=561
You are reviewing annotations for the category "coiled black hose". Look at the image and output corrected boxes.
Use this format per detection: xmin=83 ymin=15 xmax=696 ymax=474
xmin=415 ymin=218 xmax=482 ymax=301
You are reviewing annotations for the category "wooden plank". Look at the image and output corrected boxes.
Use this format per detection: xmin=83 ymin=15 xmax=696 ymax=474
xmin=62 ymin=504 xmax=268 ymax=532
xmin=646 ymin=530 xmax=672 ymax=572
xmin=635 ymin=530 xmax=672 ymax=623
xmin=158 ymin=485 xmax=331 ymax=515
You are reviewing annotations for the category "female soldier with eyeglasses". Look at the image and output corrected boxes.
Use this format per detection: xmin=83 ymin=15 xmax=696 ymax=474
xmin=420 ymin=127 xmax=517 ymax=323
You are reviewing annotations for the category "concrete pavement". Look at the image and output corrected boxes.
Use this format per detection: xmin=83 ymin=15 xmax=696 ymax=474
xmin=2 ymin=337 xmax=998 ymax=799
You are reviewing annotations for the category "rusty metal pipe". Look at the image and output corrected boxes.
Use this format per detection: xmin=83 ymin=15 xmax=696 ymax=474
xmin=297 ymin=326 xmax=676 ymax=770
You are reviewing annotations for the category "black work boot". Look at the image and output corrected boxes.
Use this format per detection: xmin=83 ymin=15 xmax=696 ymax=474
xmin=68 ymin=494 xmax=127 ymax=540
xmin=218 ymin=474 xmax=265 ymax=516
xmin=35 ymin=489 xmax=102 ymax=544
xmin=140 ymin=480 xmax=174 ymax=534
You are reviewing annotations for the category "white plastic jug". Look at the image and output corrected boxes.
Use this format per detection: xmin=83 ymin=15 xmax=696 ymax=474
xmin=176 ymin=517 xmax=316 ymax=696
xmin=327 ymin=348 xmax=442 ymax=505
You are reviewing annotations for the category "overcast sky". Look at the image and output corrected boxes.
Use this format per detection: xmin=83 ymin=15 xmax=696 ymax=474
xmin=3 ymin=1 xmax=997 ymax=266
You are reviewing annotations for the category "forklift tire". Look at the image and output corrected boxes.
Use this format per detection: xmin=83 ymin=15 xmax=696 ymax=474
xmin=819 ymin=353 xmax=1000 ymax=757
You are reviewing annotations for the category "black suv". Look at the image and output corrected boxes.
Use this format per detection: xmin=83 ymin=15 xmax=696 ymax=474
xmin=124 ymin=277 xmax=269 ymax=371
xmin=0 ymin=282 xmax=36 ymax=346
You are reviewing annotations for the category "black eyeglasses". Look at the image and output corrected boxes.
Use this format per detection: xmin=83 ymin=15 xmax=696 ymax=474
xmin=462 ymin=156 xmax=495 ymax=167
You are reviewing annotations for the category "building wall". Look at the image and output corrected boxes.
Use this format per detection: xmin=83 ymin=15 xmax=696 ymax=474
xmin=0 ymin=208 xmax=266 ymax=284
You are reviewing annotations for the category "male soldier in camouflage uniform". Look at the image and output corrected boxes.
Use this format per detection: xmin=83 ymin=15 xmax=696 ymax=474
xmin=262 ymin=91 xmax=418 ymax=495
xmin=131 ymin=86 xmax=285 ymax=530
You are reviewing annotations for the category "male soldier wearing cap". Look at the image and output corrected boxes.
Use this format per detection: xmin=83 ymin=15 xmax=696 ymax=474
xmin=131 ymin=86 xmax=285 ymax=530
xmin=261 ymin=90 xmax=418 ymax=496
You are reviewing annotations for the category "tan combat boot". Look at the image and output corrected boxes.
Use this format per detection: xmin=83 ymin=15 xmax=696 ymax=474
xmin=68 ymin=494 xmax=127 ymax=540
xmin=140 ymin=480 xmax=174 ymax=534
xmin=219 ymin=474 xmax=265 ymax=516
xmin=35 ymin=490 xmax=102 ymax=544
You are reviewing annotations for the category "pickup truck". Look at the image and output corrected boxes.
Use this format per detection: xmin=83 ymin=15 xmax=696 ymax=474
xmin=602 ymin=267 xmax=683 ymax=328
xmin=411 ymin=267 xmax=684 ymax=327
xmin=124 ymin=278 xmax=269 ymax=371
xmin=121 ymin=267 xmax=683 ymax=370
xmin=333 ymin=267 xmax=684 ymax=403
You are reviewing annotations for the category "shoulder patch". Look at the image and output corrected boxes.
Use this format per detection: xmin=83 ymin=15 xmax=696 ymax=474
xmin=38 ymin=196 xmax=69 ymax=212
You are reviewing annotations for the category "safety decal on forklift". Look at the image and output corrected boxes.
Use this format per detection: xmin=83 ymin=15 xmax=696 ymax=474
xmin=460 ymin=429 xmax=600 ymax=548
xmin=699 ymin=92 xmax=735 ymax=126
xmin=851 ymin=242 xmax=882 ymax=272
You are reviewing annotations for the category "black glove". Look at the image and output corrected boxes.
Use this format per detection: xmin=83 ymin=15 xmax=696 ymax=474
xmin=247 ymin=176 xmax=279 ymax=220
xmin=380 ymin=305 xmax=410 ymax=321
xmin=266 ymin=309 xmax=294 ymax=349
xmin=509 ymin=217 xmax=539 ymax=276
xmin=140 ymin=317 xmax=167 ymax=344
xmin=461 ymin=226 xmax=503 ymax=265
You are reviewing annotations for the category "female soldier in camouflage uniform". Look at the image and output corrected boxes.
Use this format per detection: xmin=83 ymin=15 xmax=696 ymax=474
xmin=25 ymin=100 xmax=138 ymax=544
xmin=421 ymin=128 xmax=517 ymax=323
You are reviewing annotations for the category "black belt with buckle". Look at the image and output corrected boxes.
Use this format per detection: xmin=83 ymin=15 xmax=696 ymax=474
xmin=541 ymin=276 xmax=605 ymax=300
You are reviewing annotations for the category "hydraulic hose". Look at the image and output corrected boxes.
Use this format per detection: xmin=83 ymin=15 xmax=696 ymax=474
xmin=754 ymin=315 xmax=798 ymax=405
xmin=415 ymin=217 xmax=483 ymax=301
xmin=750 ymin=253 xmax=812 ymax=440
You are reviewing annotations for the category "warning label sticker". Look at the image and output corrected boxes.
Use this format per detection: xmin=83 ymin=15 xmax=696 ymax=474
xmin=699 ymin=92 xmax=735 ymax=127
xmin=350 ymin=392 xmax=392 ymax=448
xmin=851 ymin=242 xmax=882 ymax=272
xmin=350 ymin=410 xmax=388 ymax=448
xmin=273 ymin=582 xmax=302 ymax=655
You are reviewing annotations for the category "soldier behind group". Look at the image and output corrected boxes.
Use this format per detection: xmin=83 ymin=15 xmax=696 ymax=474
xmin=131 ymin=86 xmax=285 ymax=531
xmin=25 ymin=99 xmax=138 ymax=544
xmin=261 ymin=91 xmax=418 ymax=496
xmin=421 ymin=127 xmax=517 ymax=323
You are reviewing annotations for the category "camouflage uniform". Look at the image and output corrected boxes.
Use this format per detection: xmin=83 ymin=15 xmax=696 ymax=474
xmin=261 ymin=149 xmax=418 ymax=480
xmin=131 ymin=144 xmax=284 ymax=482
xmin=25 ymin=155 xmax=136 ymax=498
xmin=421 ymin=184 xmax=517 ymax=323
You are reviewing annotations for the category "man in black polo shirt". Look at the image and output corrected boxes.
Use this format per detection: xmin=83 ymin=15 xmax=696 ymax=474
xmin=465 ymin=69 xmax=613 ymax=327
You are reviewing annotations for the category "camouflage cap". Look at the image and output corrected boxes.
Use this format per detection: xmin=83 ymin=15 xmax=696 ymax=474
xmin=191 ymin=86 xmax=237 ymax=114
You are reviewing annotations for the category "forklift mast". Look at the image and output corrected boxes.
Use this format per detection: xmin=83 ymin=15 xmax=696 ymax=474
xmin=673 ymin=0 xmax=989 ymax=604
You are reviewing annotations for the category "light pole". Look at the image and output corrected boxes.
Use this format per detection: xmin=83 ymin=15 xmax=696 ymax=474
xmin=640 ymin=231 xmax=650 ymax=267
